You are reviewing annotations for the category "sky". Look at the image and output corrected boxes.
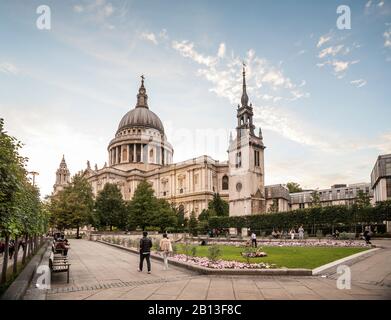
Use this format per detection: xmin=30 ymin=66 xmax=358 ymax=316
xmin=0 ymin=0 xmax=390 ymax=198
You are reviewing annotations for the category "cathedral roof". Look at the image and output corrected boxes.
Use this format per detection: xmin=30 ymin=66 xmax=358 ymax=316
xmin=117 ymin=76 xmax=165 ymax=134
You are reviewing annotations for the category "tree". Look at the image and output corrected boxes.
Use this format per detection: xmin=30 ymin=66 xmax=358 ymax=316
xmin=188 ymin=211 xmax=198 ymax=236
xmin=176 ymin=205 xmax=185 ymax=229
xmin=127 ymin=180 xmax=159 ymax=230
xmin=0 ymin=118 xmax=27 ymax=284
xmin=49 ymin=174 xmax=94 ymax=238
xmin=207 ymin=193 xmax=229 ymax=217
xmin=155 ymin=199 xmax=177 ymax=232
xmin=286 ymin=182 xmax=303 ymax=193
xmin=94 ymin=183 xmax=126 ymax=230
xmin=268 ymin=199 xmax=279 ymax=213
xmin=0 ymin=118 xmax=48 ymax=284
xmin=356 ymin=190 xmax=371 ymax=209
xmin=311 ymin=190 xmax=321 ymax=207
xmin=198 ymin=209 xmax=210 ymax=221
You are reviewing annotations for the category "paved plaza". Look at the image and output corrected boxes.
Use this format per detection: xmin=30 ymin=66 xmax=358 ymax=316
xmin=29 ymin=239 xmax=391 ymax=300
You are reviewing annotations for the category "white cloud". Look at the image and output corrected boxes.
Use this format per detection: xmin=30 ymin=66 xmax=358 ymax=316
xmin=172 ymin=40 xmax=217 ymax=67
xmin=317 ymin=35 xmax=332 ymax=48
xmin=0 ymin=62 xmax=19 ymax=75
xmin=366 ymin=0 xmax=373 ymax=8
xmin=332 ymin=60 xmax=350 ymax=72
xmin=316 ymin=60 xmax=358 ymax=73
xmin=140 ymin=32 xmax=158 ymax=45
xmin=318 ymin=45 xmax=344 ymax=59
xmin=73 ymin=5 xmax=84 ymax=13
xmin=384 ymin=26 xmax=391 ymax=47
xmin=350 ymin=79 xmax=367 ymax=88
xmin=378 ymin=1 xmax=385 ymax=7
xmin=159 ymin=29 xmax=168 ymax=40
xmin=217 ymin=43 xmax=226 ymax=58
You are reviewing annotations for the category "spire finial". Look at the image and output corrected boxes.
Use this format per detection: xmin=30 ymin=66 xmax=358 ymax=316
xmin=136 ymin=74 xmax=148 ymax=108
xmin=241 ymin=62 xmax=249 ymax=107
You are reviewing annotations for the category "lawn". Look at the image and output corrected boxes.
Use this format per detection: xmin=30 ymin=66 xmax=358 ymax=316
xmin=176 ymin=245 xmax=368 ymax=269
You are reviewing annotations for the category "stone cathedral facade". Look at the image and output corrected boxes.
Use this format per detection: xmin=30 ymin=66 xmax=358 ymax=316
xmin=54 ymin=69 xmax=269 ymax=218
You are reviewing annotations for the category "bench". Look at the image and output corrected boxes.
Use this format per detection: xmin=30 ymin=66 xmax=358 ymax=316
xmin=49 ymin=252 xmax=71 ymax=283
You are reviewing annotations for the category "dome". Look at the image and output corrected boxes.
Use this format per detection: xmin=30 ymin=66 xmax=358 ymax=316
xmin=117 ymin=75 xmax=164 ymax=134
xmin=117 ymin=107 xmax=164 ymax=134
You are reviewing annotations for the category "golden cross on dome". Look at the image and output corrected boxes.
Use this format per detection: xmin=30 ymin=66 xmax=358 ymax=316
xmin=141 ymin=74 xmax=145 ymax=81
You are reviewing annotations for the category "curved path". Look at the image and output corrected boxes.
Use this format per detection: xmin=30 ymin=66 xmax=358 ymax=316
xmin=27 ymin=239 xmax=391 ymax=300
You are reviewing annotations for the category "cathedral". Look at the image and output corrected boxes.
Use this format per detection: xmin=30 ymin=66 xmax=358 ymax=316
xmin=54 ymin=68 xmax=273 ymax=217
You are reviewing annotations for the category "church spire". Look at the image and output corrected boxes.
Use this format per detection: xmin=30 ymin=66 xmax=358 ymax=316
xmin=136 ymin=74 xmax=148 ymax=108
xmin=241 ymin=63 xmax=249 ymax=107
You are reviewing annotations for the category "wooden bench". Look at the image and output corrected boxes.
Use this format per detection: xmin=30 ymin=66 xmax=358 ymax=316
xmin=49 ymin=252 xmax=71 ymax=283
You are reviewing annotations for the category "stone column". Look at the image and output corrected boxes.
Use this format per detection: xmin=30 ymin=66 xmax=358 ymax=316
xmin=127 ymin=145 xmax=130 ymax=163
xmin=133 ymin=144 xmax=136 ymax=162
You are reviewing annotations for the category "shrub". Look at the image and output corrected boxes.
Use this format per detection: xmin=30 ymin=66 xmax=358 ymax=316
xmin=145 ymin=226 xmax=160 ymax=232
xmin=151 ymin=240 xmax=159 ymax=252
xmin=182 ymin=242 xmax=192 ymax=261
xmin=207 ymin=245 xmax=221 ymax=262
xmin=316 ymin=230 xmax=323 ymax=239
xmin=190 ymin=245 xmax=197 ymax=257
xmin=339 ymin=232 xmax=356 ymax=240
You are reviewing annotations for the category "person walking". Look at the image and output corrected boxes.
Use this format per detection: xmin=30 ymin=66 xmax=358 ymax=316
xmin=363 ymin=226 xmax=372 ymax=245
xmin=159 ymin=233 xmax=172 ymax=271
xmin=290 ymin=228 xmax=295 ymax=240
xmin=298 ymin=225 xmax=304 ymax=240
xmin=251 ymin=232 xmax=257 ymax=248
xmin=138 ymin=231 xmax=153 ymax=274
xmin=0 ymin=240 xmax=4 ymax=256
xmin=8 ymin=240 xmax=15 ymax=259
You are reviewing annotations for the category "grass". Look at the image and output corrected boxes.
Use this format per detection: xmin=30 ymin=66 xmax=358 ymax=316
xmin=176 ymin=245 xmax=368 ymax=269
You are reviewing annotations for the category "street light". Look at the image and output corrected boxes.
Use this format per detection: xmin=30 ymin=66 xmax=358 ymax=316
xmin=28 ymin=171 xmax=39 ymax=186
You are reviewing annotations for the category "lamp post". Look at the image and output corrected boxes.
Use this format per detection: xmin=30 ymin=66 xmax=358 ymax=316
xmin=28 ymin=171 xmax=39 ymax=186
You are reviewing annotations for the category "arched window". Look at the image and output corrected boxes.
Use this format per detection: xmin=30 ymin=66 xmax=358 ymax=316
xmin=222 ymin=175 xmax=229 ymax=190
xmin=122 ymin=147 xmax=127 ymax=162
xmin=149 ymin=149 xmax=154 ymax=161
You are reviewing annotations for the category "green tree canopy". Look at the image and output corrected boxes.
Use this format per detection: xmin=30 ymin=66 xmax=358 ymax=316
xmin=49 ymin=174 xmax=94 ymax=238
xmin=286 ymin=182 xmax=303 ymax=193
xmin=94 ymin=183 xmax=126 ymax=230
xmin=127 ymin=180 xmax=177 ymax=231
xmin=311 ymin=190 xmax=321 ymax=207
xmin=127 ymin=180 xmax=158 ymax=230
xmin=356 ymin=190 xmax=371 ymax=209
xmin=207 ymin=193 xmax=229 ymax=217
xmin=188 ymin=211 xmax=198 ymax=236
xmin=0 ymin=118 xmax=27 ymax=235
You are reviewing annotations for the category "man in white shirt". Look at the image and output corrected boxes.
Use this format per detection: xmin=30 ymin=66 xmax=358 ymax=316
xmin=251 ymin=232 xmax=257 ymax=248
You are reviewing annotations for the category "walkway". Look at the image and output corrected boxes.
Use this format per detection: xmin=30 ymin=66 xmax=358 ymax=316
xmin=31 ymin=239 xmax=391 ymax=300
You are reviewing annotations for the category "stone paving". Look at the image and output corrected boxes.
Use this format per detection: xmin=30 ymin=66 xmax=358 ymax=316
xmin=38 ymin=239 xmax=391 ymax=300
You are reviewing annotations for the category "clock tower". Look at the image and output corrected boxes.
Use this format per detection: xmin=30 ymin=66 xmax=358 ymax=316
xmin=228 ymin=66 xmax=266 ymax=216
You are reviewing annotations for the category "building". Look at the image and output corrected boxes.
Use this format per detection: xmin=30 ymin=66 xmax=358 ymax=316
xmin=53 ymin=155 xmax=70 ymax=194
xmin=371 ymin=154 xmax=391 ymax=202
xmin=290 ymin=183 xmax=374 ymax=210
xmin=54 ymin=68 xmax=266 ymax=218
xmin=53 ymin=71 xmax=384 ymax=218
xmin=265 ymin=184 xmax=290 ymax=212
xmin=227 ymin=67 xmax=266 ymax=216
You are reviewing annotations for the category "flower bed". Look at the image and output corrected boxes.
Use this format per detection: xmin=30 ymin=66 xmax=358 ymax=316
xmin=193 ymin=240 xmax=370 ymax=248
xmin=170 ymin=254 xmax=276 ymax=269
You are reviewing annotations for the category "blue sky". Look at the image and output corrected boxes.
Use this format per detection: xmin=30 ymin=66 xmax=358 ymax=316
xmin=0 ymin=0 xmax=390 ymax=197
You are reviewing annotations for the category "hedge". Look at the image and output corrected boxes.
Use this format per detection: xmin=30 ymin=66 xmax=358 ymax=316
xmin=209 ymin=201 xmax=391 ymax=234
